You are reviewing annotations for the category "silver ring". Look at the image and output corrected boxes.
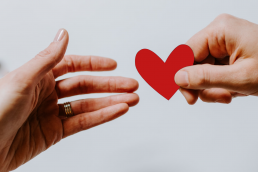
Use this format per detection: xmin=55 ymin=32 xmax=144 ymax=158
xmin=64 ymin=102 xmax=74 ymax=117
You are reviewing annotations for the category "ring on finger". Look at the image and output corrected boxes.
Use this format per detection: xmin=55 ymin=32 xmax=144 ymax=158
xmin=64 ymin=102 xmax=74 ymax=117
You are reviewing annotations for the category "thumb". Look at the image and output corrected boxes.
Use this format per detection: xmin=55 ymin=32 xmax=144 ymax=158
xmin=17 ymin=29 xmax=69 ymax=84
xmin=174 ymin=63 xmax=248 ymax=92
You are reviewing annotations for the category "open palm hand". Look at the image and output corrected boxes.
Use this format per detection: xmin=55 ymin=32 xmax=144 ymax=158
xmin=0 ymin=29 xmax=139 ymax=172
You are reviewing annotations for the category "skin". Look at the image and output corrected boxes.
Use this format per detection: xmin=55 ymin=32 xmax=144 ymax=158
xmin=0 ymin=29 xmax=139 ymax=171
xmin=175 ymin=14 xmax=258 ymax=104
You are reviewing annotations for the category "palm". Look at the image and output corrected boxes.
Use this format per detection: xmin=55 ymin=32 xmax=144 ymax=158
xmin=7 ymin=72 xmax=61 ymax=170
xmin=1 ymin=54 xmax=139 ymax=171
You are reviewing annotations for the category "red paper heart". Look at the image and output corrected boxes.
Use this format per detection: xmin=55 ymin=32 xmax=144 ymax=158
xmin=135 ymin=44 xmax=194 ymax=100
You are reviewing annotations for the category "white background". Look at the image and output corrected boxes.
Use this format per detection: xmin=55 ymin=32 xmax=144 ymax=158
xmin=1 ymin=0 xmax=258 ymax=171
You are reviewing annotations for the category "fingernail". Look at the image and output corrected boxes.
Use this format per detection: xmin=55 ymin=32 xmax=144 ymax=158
xmin=53 ymin=29 xmax=65 ymax=42
xmin=175 ymin=71 xmax=189 ymax=87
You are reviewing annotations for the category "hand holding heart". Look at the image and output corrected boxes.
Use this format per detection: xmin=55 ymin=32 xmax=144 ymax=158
xmin=137 ymin=14 xmax=258 ymax=105
xmin=174 ymin=14 xmax=258 ymax=104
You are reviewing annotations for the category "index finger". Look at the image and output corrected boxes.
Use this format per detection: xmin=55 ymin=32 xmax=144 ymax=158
xmin=186 ymin=28 xmax=210 ymax=62
xmin=52 ymin=55 xmax=117 ymax=78
xmin=186 ymin=14 xmax=236 ymax=62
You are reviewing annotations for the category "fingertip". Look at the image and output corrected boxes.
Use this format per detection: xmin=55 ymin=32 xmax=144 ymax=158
xmin=61 ymin=28 xmax=69 ymax=39
xmin=93 ymin=56 xmax=117 ymax=71
xmin=57 ymin=28 xmax=69 ymax=47
xmin=217 ymin=93 xmax=232 ymax=104
xmin=133 ymin=79 xmax=139 ymax=91
xmin=22 ymin=28 xmax=69 ymax=84
xmin=179 ymin=88 xmax=198 ymax=105
xmin=221 ymin=91 xmax=232 ymax=104
xmin=188 ymin=98 xmax=198 ymax=105
xmin=118 ymin=103 xmax=129 ymax=114
xmin=113 ymin=60 xmax=118 ymax=69
xmin=126 ymin=93 xmax=140 ymax=107
xmin=53 ymin=28 xmax=68 ymax=42
xmin=175 ymin=70 xmax=189 ymax=87
xmin=127 ymin=78 xmax=139 ymax=92
xmin=105 ymin=103 xmax=129 ymax=122
xmin=224 ymin=97 xmax=232 ymax=104
xmin=107 ymin=58 xmax=117 ymax=70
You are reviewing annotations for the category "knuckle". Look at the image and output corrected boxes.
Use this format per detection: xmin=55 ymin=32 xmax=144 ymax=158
xmin=238 ymin=67 xmax=254 ymax=87
xmin=35 ymin=43 xmax=58 ymax=66
xmin=64 ymin=55 xmax=75 ymax=73
xmin=215 ymin=13 xmax=233 ymax=22
xmin=80 ymin=99 xmax=90 ymax=112
xmin=208 ymin=14 xmax=233 ymax=35
xmin=78 ymin=115 xmax=88 ymax=131
xmin=108 ymin=96 xmax=116 ymax=105
xmin=77 ymin=76 xmax=88 ymax=93
xmin=108 ymin=78 xmax=117 ymax=92
xmin=193 ymin=66 xmax=210 ymax=87
xmin=99 ymin=110 xmax=107 ymax=123
xmin=88 ymin=55 xmax=94 ymax=71
xmin=215 ymin=13 xmax=236 ymax=27
xmin=36 ymin=48 xmax=52 ymax=58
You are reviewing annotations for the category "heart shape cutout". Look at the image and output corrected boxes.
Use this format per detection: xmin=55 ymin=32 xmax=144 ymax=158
xmin=135 ymin=44 xmax=194 ymax=100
